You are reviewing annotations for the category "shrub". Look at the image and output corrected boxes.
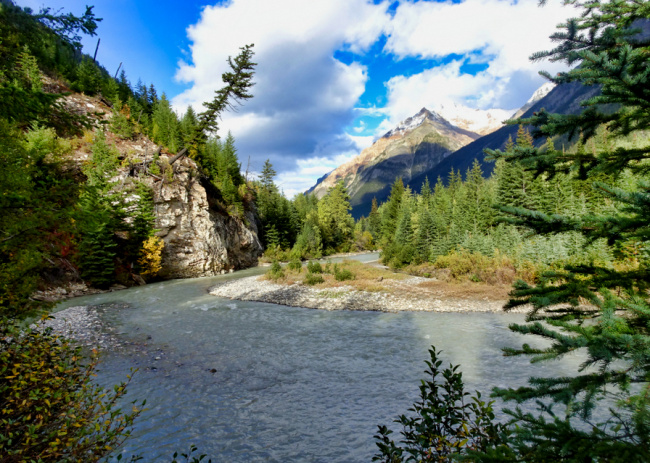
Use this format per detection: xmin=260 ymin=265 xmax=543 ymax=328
xmin=109 ymin=103 xmax=134 ymax=139
xmin=373 ymin=347 xmax=504 ymax=461
xmin=0 ymin=321 xmax=142 ymax=462
xmin=334 ymin=266 xmax=355 ymax=282
xmin=266 ymin=260 xmax=284 ymax=280
xmin=307 ymin=260 xmax=323 ymax=274
xmin=287 ymin=259 xmax=302 ymax=272
xmin=432 ymin=249 xmax=533 ymax=285
xmin=139 ymin=236 xmax=164 ymax=278
xmin=304 ymin=272 xmax=324 ymax=285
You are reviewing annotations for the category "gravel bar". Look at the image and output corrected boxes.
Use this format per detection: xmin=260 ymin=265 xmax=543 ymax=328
xmin=35 ymin=303 xmax=129 ymax=350
xmin=208 ymin=275 xmax=521 ymax=313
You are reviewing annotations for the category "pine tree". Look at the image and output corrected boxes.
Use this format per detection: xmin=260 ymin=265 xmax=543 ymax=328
xmin=317 ymin=181 xmax=354 ymax=250
xmin=420 ymin=176 xmax=432 ymax=202
xmin=220 ymin=132 xmax=243 ymax=186
xmin=74 ymin=56 xmax=101 ymax=95
xmin=117 ymin=69 xmax=131 ymax=103
xmin=260 ymin=159 xmax=277 ymax=191
xmin=480 ymin=1 xmax=650 ymax=459
xmin=367 ymin=197 xmax=382 ymax=240
xmin=380 ymin=177 xmax=404 ymax=247
xmin=152 ymin=93 xmax=180 ymax=153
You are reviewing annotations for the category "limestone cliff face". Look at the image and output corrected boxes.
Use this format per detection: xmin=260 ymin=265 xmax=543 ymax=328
xmin=149 ymin=157 xmax=262 ymax=279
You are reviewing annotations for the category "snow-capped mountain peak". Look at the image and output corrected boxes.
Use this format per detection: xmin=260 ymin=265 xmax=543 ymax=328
xmin=382 ymin=107 xmax=447 ymax=139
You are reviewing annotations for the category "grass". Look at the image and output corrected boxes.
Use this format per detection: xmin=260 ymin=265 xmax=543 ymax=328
xmin=261 ymin=258 xmax=514 ymax=301
xmin=401 ymin=250 xmax=537 ymax=285
xmin=262 ymin=259 xmax=406 ymax=292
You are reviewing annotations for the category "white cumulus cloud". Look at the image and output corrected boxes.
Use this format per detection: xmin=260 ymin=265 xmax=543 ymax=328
xmin=173 ymin=0 xmax=577 ymax=194
xmin=172 ymin=0 xmax=390 ymax=177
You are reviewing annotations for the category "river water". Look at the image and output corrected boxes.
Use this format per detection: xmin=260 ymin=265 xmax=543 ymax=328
xmin=54 ymin=254 xmax=582 ymax=462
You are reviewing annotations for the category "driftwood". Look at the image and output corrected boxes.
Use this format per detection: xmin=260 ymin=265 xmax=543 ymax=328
xmin=169 ymin=147 xmax=188 ymax=165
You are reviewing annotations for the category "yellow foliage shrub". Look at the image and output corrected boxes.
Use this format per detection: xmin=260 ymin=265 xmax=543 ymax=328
xmin=139 ymin=236 xmax=164 ymax=278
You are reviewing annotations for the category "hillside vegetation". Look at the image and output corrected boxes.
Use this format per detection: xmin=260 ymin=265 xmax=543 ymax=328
xmin=0 ymin=2 xmax=252 ymax=460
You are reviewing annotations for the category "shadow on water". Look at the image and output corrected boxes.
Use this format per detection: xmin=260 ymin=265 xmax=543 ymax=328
xmin=53 ymin=255 xmax=581 ymax=462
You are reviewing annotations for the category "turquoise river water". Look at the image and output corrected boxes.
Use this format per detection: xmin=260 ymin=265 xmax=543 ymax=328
xmin=54 ymin=254 xmax=583 ymax=462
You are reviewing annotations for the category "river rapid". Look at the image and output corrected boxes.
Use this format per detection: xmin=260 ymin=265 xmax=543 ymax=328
xmin=54 ymin=255 xmax=582 ymax=462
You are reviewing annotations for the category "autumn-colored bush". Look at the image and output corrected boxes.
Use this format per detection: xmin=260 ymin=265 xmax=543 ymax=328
xmin=432 ymin=249 xmax=536 ymax=285
xmin=139 ymin=235 xmax=164 ymax=278
xmin=0 ymin=320 xmax=142 ymax=462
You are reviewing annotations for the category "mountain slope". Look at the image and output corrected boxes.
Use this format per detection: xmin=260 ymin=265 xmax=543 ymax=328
xmin=406 ymin=81 xmax=601 ymax=199
xmin=311 ymin=108 xmax=480 ymax=213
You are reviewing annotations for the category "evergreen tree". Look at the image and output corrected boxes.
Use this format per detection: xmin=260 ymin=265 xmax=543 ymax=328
xmin=480 ymin=1 xmax=650 ymax=459
xmin=74 ymin=56 xmax=102 ymax=95
xmin=151 ymin=93 xmax=180 ymax=153
xmin=420 ymin=176 xmax=432 ymax=202
xmin=317 ymin=181 xmax=354 ymax=250
xmin=260 ymin=159 xmax=277 ymax=191
xmin=148 ymin=83 xmax=158 ymax=108
xmin=180 ymin=105 xmax=199 ymax=148
xmin=367 ymin=197 xmax=382 ymax=240
xmin=220 ymin=132 xmax=243 ymax=187
xmin=117 ymin=69 xmax=131 ymax=103
xmin=380 ymin=177 xmax=404 ymax=247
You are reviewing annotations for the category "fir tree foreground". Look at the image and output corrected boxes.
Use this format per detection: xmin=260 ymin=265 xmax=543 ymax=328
xmin=376 ymin=0 xmax=650 ymax=461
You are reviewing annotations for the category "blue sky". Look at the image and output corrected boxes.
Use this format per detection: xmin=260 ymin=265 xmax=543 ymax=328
xmin=16 ymin=0 xmax=573 ymax=196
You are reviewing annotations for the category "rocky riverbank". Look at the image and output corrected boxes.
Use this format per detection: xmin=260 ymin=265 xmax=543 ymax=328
xmin=35 ymin=303 xmax=130 ymax=350
xmin=208 ymin=274 xmax=523 ymax=313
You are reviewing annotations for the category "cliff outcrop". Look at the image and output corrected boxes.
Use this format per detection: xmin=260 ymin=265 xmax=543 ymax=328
xmin=63 ymin=90 xmax=263 ymax=281
xmin=150 ymin=156 xmax=262 ymax=278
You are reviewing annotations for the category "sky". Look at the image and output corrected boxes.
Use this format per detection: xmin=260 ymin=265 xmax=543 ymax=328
xmin=15 ymin=0 xmax=576 ymax=197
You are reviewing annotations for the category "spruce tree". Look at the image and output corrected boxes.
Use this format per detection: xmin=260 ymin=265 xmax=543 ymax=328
xmin=481 ymin=1 xmax=650 ymax=459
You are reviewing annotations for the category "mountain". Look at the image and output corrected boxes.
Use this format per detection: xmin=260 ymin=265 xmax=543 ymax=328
xmin=310 ymin=108 xmax=480 ymax=213
xmin=511 ymin=82 xmax=555 ymax=119
xmin=406 ymin=81 xmax=601 ymax=199
xmin=435 ymin=103 xmax=515 ymax=135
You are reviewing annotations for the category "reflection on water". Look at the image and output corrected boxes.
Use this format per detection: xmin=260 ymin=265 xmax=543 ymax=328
xmin=54 ymin=254 xmax=581 ymax=462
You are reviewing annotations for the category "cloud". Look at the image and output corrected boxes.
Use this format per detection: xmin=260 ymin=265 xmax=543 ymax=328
xmin=172 ymin=0 xmax=389 ymax=175
xmin=385 ymin=0 xmax=572 ymax=77
xmin=377 ymin=0 xmax=574 ymax=130
xmin=173 ymin=0 xmax=577 ymax=194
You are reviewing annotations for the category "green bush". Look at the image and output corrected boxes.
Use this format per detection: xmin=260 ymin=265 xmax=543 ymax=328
xmin=334 ymin=267 xmax=355 ymax=281
xmin=109 ymin=103 xmax=134 ymax=140
xmin=287 ymin=259 xmax=302 ymax=272
xmin=304 ymin=272 xmax=324 ymax=285
xmin=0 ymin=321 xmax=142 ymax=462
xmin=374 ymin=347 xmax=504 ymax=461
xmin=266 ymin=260 xmax=284 ymax=280
xmin=307 ymin=260 xmax=323 ymax=274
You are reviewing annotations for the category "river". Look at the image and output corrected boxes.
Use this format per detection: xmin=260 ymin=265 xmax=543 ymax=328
xmin=54 ymin=254 xmax=582 ymax=462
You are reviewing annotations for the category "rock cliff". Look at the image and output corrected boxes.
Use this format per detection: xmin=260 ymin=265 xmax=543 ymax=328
xmin=151 ymin=156 xmax=262 ymax=278
xmin=61 ymin=91 xmax=263 ymax=281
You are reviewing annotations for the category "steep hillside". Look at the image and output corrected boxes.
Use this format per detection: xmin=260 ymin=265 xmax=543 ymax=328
xmin=311 ymin=108 xmax=480 ymax=216
xmin=71 ymin=94 xmax=263 ymax=280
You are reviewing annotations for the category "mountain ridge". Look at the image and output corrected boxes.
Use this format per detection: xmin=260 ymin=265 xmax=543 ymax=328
xmin=310 ymin=107 xmax=480 ymax=206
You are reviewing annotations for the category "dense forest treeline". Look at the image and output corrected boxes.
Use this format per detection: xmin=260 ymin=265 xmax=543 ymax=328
xmin=359 ymin=125 xmax=647 ymax=283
